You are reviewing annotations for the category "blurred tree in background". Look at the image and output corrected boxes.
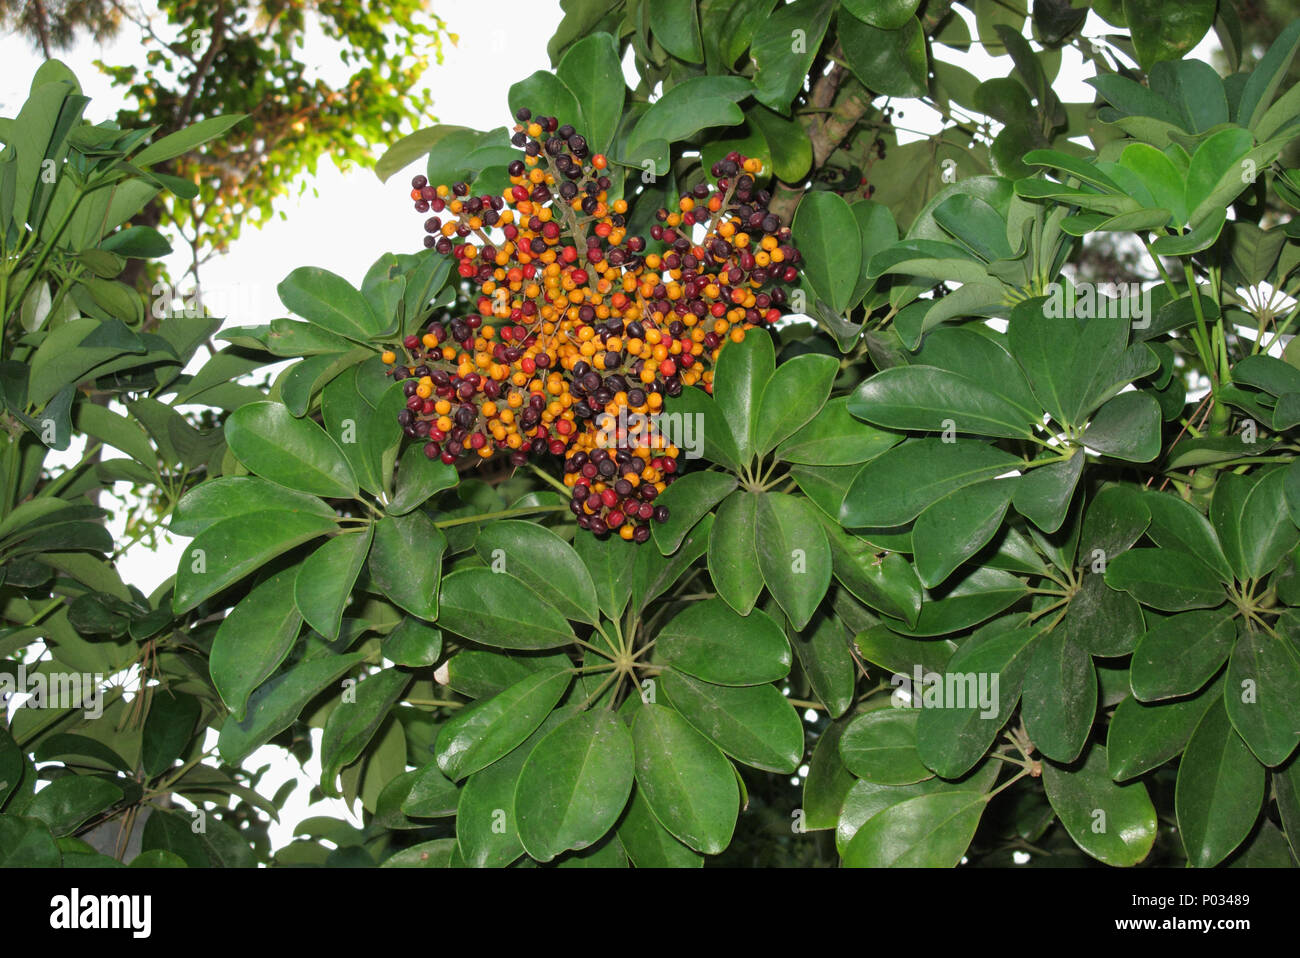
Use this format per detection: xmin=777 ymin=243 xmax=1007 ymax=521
xmin=1 ymin=0 xmax=454 ymax=286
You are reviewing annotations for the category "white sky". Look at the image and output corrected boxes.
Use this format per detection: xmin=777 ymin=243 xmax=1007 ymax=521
xmin=2 ymin=2 xmax=1220 ymax=856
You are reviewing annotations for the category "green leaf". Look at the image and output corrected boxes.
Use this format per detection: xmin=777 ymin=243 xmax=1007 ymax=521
xmin=320 ymin=669 xmax=410 ymax=794
xmin=660 ymin=671 xmax=803 ymax=772
xmin=277 ymin=266 xmax=381 ymax=341
xmin=842 ymin=790 xmax=986 ymax=867
xmin=209 ymin=565 xmax=304 ymax=720
xmin=850 ymin=365 xmax=1037 ymax=440
xmin=1084 ymin=392 xmax=1162 ymax=462
xmin=515 ymin=710 xmax=634 ymax=862
xmin=575 ymin=530 xmax=638 ymax=621
xmin=1235 ymin=17 xmax=1300 ymax=130
xmin=839 ymin=14 xmax=928 ymax=98
xmin=1104 ymin=549 xmax=1227 ymax=611
xmin=749 ymin=0 xmax=836 ymax=112
xmin=437 ymin=568 xmax=576 ymax=650
xmin=474 ymin=521 xmax=599 ymax=625
xmin=0 ymin=815 xmax=60 ymax=867
xmin=455 ymin=706 xmax=574 ymax=867
xmin=1176 ymin=697 xmax=1266 ymax=867
xmin=709 ymin=490 xmax=765 ymax=615
xmin=912 ymin=480 xmax=1014 ymax=588
xmin=1225 ymin=625 xmax=1300 ymax=766
xmin=841 ymin=439 xmax=1023 ymax=528
xmin=839 ymin=708 xmax=932 ymax=785
xmin=224 ymin=402 xmax=357 ymax=499
xmin=173 ymin=510 xmax=335 ymax=614
xmin=142 ymin=692 xmax=200 ymax=779
xmin=1131 ymin=609 xmax=1237 ymax=701
xmin=1142 ymin=489 xmax=1233 ymax=582
xmin=388 ymin=446 xmax=459 ymax=516
xmin=777 ymin=396 xmax=901 ymax=466
xmin=749 ymin=105 xmax=813 ymax=182
xmin=556 ymin=33 xmax=625 ymax=154
xmin=632 ymin=704 xmax=738 ymax=854
xmin=399 ymin=762 xmax=459 ymax=820
xmin=134 ymin=114 xmax=245 ymax=166
xmin=657 ymin=598 xmax=790 ymax=685
xmin=713 ymin=329 xmax=775 ymax=465
xmin=793 ymin=191 xmax=861 ymax=314
xmin=1020 ymin=629 xmax=1097 ymax=763
xmin=841 ymin=0 xmax=920 ymax=30
xmin=1042 ymin=743 xmax=1158 ymax=866
xmin=368 ymin=512 xmax=444 ymax=621
xmin=508 ymin=71 xmax=582 ymax=133
xmin=295 ymin=528 xmax=372 ymax=640
xmin=626 ymin=77 xmax=753 ymax=170
xmin=218 ymin=651 xmax=366 ymax=765
xmin=436 ymin=667 xmax=572 ymax=781
xmin=27 ymin=775 xmax=122 ymax=837
xmin=653 ymin=472 xmax=737 ymax=555
xmin=792 ymin=608 xmax=857 ymax=717
xmin=381 ymin=617 xmax=442 ymax=668
xmin=170 ymin=476 xmax=335 ymax=538
xmin=1108 ymin=678 xmax=1224 ymax=781
xmin=753 ymin=354 xmax=839 ymax=455
xmin=650 ymin=0 xmax=704 ymax=62
xmin=617 ymin=784 xmax=703 ymax=867
xmin=916 ymin=621 xmax=1038 ymax=778
xmin=1122 ymin=0 xmax=1215 ymax=70
xmin=755 ymin=491 xmax=831 ymax=631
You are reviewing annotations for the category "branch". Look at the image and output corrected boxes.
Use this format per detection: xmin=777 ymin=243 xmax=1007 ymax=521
xmin=770 ymin=53 xmax=875 ymax=223
xmin=175 ymin=2 xmax=229 ymax=130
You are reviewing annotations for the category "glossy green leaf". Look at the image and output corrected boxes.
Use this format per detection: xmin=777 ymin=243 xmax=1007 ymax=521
xmin=916 ymin=621 xmax=1038 ymax=778
xmin=515 ymin=710 xmax=634 ymax=862
xmin=369 ymin=512 xmax=444 ymax=621
xmin=170 ymin=476 xmax=336 ymax=538
xmin=658 ymin=598 xmax=791 ymax=686
xmin=1020 ymin=630 xmax=1097 ymax=763
xmin=793 ymin=190 xmax=861 ymax=314
xmin=913 ymin=480 xmax=1014 ymax=588
xmin=842 ymin=790 xmax=986 ymax=867
xmin=617 ymin=784 xmax=704 ymax=867
xmin=1108 ymin=677 xmax=1224 ymax=781
xmin=295 ymin=528 xmax=372 ymax=640
xmin=1105 ymin=548 xmax=1227 ymax=611
xmin=321 ymin=668 xmax=410 ymax=794
xmin=851 ymin=366 xmax=1037 ymax=440
xmin=224 ymin=402 xmax=357 ymax=498
xmin=142 ymin=692 xmax=200 ymax=779
xmin=435 ymin=667 xmax=572 ymax=781
xmin=438 ymin=568 xmax=576 ymax=650
xmin=1042 ymin=743 xmax=1158 ymax=866
xmin=1225 ymin=624 xmax=1300 ymax=766
xmin=218 ymin=651 xmax=366 ymax=765
xmin=712 ymin=330 xmax=775 ymax=466
xmin=27 ymin=775 xmax=122 ymax=837
xmin=661 ymin=670 xmax=803 ymax=773
xmin=1176 ymin=697 xmax=1266 ymax=867
xmin=755 ymin=491 xmax=831 ymax=631
xmin=839 ymin=13 xmax=928 ymax=98
xmin=1131 ymin=608 xmax=1237 ymax=701
xmin=839 ymin=708 xmax=932 ymax=785
xmin=474 ymin=520 xmax=599 ymax=624
xmin=709 ymin=490 xmax=765 ymax=615
xmin=209 ymin=565 xmax=304 ymax=720
xmin=632 ymin=704 xmax=738 ymax=855
xmin=652 ymin=472 xmax=737 ymax=555
xmin=841 ymin=439 xmax=1023 ymax=528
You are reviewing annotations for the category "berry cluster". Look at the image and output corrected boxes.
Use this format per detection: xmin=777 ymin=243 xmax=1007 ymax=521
xmin=388 ymin=108 xmax=802 ymax=540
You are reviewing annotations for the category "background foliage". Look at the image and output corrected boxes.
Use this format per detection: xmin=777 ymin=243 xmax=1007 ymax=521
xmin=5 ymin=0 xmax=1300 ymax=868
